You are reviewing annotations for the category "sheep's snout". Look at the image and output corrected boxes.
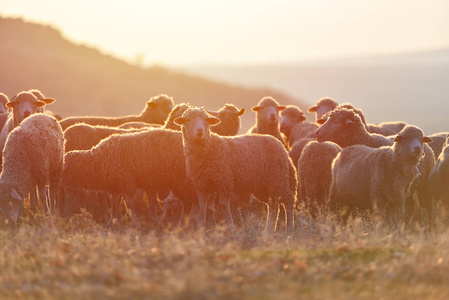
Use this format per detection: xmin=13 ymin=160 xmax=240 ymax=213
xmin=409 ymin=139 xmax=424 ymax=158
xmin=195 ymin=127 xmax=204 ymax=137
xmin=315 ymin=128 xmax=324 ymax=142
xmin=22 ymin=110 xmax=31 ymax=119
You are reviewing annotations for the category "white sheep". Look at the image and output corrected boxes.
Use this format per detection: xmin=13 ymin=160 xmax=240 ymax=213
xmin=297 ymin=141 xmax=341 ymax=218
xmin=428 ymin=137 xmax=449 ymax=207
xmin=174 ymin=107 xmax=297 ymax=233
xmin=59 ymin=94 xmax=175 ymax=130
xmin=330 ymin=125 xmax=432 ymax=224
xmin=307 ymin=97 xmax=338 ymax=122
xmin=0 ymin=92 xmax=54 ymax=168
xmin=207 ymin=104 xmax=245 ymax=136
xmin=0 ymin=113 xmax=64 ymax=223
xmin=59 ymin=128 xmax=197 ymax=227
xmin=279 ymin=105 xmax=318 ymax=149
xmin=315 ymin=108 xmax=393 ymax=148
xmin=247 ymin=96 xmax=287 ymax=147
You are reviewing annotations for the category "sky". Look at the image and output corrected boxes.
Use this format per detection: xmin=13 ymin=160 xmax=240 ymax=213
xmin=2 ymin=0 xmax=449 ymax=66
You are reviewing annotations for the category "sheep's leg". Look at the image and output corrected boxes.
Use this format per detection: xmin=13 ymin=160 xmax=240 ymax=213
xmin=284 ymin=197 xmax=295 ymax=234
xmin=30 ymin=185 xmax=38 ymax=212
xmin=49 ymin=181 xmax=58 ymax=216
xmin=124 ymin=193 xmax=136 ymax=227
xmin=219 ymin=194 xmax=235 ymax=231
xmin=196 ymin=190 xmax=211 ymax=230
xmin=37 ymin=183 xmax=50 ymax=217
xmin=265 ymin=199 xmax=279 ymax=232
xmin=145 ymin=189 xmax=159 ymax=228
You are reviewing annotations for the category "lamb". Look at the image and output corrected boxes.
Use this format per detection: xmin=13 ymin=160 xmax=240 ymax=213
xmin=0 ymin=92 xmax=9 ymax=114
xmin=207 ymin=104 xmax=245 ymax=136
xmin=330 ymin=125 xmax=431 ymax=224
xmin=428 ymin=137 xmax=449 ymax=207
xmin=315 ymin=108 xmax=394 ymax=148
xmin=297 ymin=141 xmax=341 ymax=218
xmin=59 ymin=128 xmax=197 ymax=226
xmin=174 ymin=107 xmax=297 ymax=233
xmin=59 ymin=94 xmax=175 ymax=130
xmin=308 ymin=97 xmax=338 ymax=121
xmin=0 ymin=114 xmax=64 ymax=223
xmin=247 ymin=96 xmax=287 ymax=146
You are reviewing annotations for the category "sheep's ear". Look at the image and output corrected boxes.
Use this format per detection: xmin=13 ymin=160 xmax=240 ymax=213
xmin=345 ymin=118 xmax=355 ymax=125
xmin=251 ymin=106 xmax=260 ymax=112
xmin=316 ymin=118 xmax=326 ymax=125
xmin=299 ymin=115 xmax=307 ymax=122
xmin=308 ymin=105 xmax=317 ymax=113
xmin=238 ymin=108 xmax=245 ymax=116
xmin=42 ymin=98 xmax=55 ymax=105
xmin=36 ymin=100 xmax=46 ymax=107
xmin=147 ymin=102 xmax=156 ymax=108
xmin=423 ymin=136 xmax=432 ymax=144
xmin=207 ymin=117 xmax=221 ymax=126
xmin=11 ymin=188 xmax=23 ymax=203
xmin=173 ymin=117 xmax=186 ymax=126
xmin=394 ymin=135 xmax=402 ymax=143
xmin=206 ymin=110 xmax=218 ymax=116
xmin=6 ymin=102 xmax=14 ymax=109
xmin=278 ymin=105 xmax=287 ymax=111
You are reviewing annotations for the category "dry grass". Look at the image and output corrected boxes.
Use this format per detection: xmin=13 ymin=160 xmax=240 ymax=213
xmin=1 ymin=205 xmax=449 ymax=300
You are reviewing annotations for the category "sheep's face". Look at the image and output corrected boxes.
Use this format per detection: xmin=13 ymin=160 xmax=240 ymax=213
xmin=308 ymin=98 xmax=338 ymax=121
xmin=252 ymin=103 xmax=286 ymax=126
xmin=394 ymin=126 xmax=432 ymax=162
xmin=280 ymin=107 xmax=306 ymax=136
xmin=174 ymin=108 xmax=221 ymax=144
xmin=0 ymin=188 xmax=23 ymax=225
xmin=208 ymin=105 xmax=245 ymax=135
xmin=315 ymin=109 xmax=360 ymax=144
xmin=7 ymin=92 xmax=46 ymax=126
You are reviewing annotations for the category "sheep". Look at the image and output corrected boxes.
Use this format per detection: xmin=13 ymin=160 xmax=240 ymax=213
xmin=27 ymin=89 xmax=56 ymax=113
xmin=297 ymin=141 xmax=341 ymax=218
xmin=279 ymin=105 xmax=318 ymax=148
xmin=330 ymin=125 xmax=432 ymax=225
xmin=320 ymin=102 xmax=407 ymax=136
xmin=247 ymin=96 xmax=287 ymax=146
xmin=0 ymin=92 xmax=53 ymax=164
xmin=207 ymin=104 xmax=245 ymax=136
xmin=428 ymin=137 xmax=449 ymax=207
xmin=174 ymin=107 xmax=297 ymax=233
xmin=59 ymin=128 xmax=197 ymax=227
xmin=308 ymin=97 xmax=338 ymax=121
xmin=59 ymin=94 xmax=175 ymax=130
xmin=315 ymin=107 xmax=435 ymax=226
xmin=0 ymin=114 xmax=64 ymax=223
xmin=64 ymin=124 xmax=147 ymax=152
xmin=118 ymin=122 xmax=151 ymax=129
xmin=288 ymin=138 xmax=315 ymax=168
xmin=315 ymin=108 xmax=394 ymax=148
xmin=427 ymin=132 xmax=448 ymax=159
xmin=0 ymin=93 xmax=9 ymax=114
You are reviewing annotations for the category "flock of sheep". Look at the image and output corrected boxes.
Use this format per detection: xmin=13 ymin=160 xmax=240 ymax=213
xmin=0 ymin=89 xmax=447 ymax=234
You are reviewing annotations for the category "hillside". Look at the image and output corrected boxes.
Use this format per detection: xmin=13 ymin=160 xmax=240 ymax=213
xmin=180 ymin=49 xmax=449 ymax=134
xmin=0 ymin=17 xmax=303 ymax=132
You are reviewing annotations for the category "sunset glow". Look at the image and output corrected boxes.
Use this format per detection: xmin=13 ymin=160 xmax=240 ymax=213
xmin=2 ymin=0 xmax=449 ymax=65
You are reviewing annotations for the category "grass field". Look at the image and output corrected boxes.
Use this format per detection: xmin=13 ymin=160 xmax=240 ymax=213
xmin=1 ymin=207 xmax=449 ymax=300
